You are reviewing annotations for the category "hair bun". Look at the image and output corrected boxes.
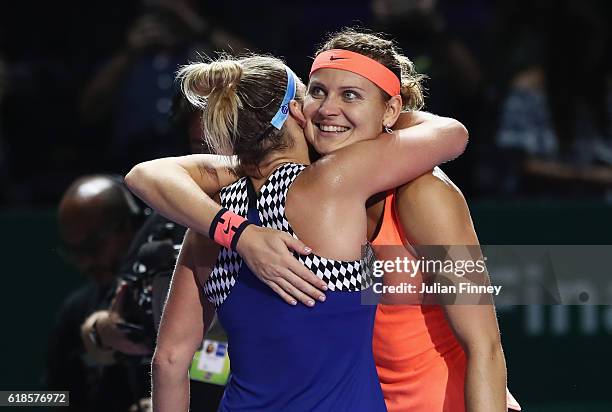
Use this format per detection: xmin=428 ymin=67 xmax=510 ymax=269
xmin=178 ymin=60 xmax=244 ymax=109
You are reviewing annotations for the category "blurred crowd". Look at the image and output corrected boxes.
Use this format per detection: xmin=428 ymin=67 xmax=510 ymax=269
xmin=1 ymin=0 xmax=610 ymax=206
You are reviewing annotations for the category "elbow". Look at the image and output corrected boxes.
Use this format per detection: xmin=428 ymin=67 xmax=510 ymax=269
xmin=440 ymin=118 xmax=469 ymax=160
xmin=451 ymin=120 xmax=469 ymax=159
xmin=125 ymin=161 xmax=155 ymax=196
xmin=463 ymin=334 xmax=505 ymax=364
xmin=151 ymin=346 xmax=193 ymax=376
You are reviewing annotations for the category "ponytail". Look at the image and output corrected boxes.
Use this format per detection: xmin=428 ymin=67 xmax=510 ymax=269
xmin=177 ymin=60 xmax=244 ymax=155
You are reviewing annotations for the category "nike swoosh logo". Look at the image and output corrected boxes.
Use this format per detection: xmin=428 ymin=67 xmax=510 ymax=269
xmin=329 ymin=56 xmax=348 ymax=61
xmin=223 ymin=218 xmax=232 ymax=234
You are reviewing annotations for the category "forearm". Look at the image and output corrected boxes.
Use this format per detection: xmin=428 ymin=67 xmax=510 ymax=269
xmin=125 ymin=156 xmax=234 ymax=236
xmin=464 ymin=345 xmax=507 ymax=412
xmin=151 ymin=359 xmax=190 ymax=412
xmin=151 ymin=235 xmax=207 ymax=411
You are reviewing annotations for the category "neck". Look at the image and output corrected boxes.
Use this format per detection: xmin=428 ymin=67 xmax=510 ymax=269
xmin=244 ymin=146 xmax=311 ymax=183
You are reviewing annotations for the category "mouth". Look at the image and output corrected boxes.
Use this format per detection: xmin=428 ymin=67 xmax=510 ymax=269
xmin=316 ymin=123 xmax=350 ymax=134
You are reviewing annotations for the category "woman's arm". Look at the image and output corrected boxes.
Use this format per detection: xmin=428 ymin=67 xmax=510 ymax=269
xmin=395 ymin=168 xmax=507 ymax=412
xmin=315 ymin=113 xmax=468 ymax=202
xmin=125 ymin=154 xmax=239 ymax=234
xmin=126 ymin=154 xmax=327 ymax=306
xmin=394 ymin=110 xmax=451 ymax=130
xmin=151 ymin=229 xmax=210 ymax=412
xmin=126 ymin=112 xmax=467 ymax=306
xmin=124 ymin=111 xmax=453 ymax=223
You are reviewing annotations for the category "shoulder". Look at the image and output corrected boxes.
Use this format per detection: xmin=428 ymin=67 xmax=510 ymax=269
xmin=295 ymin=156 xmax=348 ymax=196
xmin=395 ymin=167 xmax=475 ymax=245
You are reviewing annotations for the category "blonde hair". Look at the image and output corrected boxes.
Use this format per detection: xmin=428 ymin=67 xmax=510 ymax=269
xmin=177 ymin=55 xmax=304 ymax=168
xmin=316 ymin=28 xmax=426 ymax=111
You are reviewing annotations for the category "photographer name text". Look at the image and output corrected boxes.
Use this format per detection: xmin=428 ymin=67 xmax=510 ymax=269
xmin=373 ymin=282 xmax=503 ymax=296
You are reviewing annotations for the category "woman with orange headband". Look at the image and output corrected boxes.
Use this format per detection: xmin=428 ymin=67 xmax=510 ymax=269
xmin=128 ymin=29 xmax=518 ymax=411
xmin=304 ymin=30 xmax=519 ymax=412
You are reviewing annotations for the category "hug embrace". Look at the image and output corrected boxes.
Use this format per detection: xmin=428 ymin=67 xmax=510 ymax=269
xmin=127 ymin=27 xmax=520 ymax=412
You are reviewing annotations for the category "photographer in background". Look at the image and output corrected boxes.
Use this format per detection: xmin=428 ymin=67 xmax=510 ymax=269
xmin=81 ymin=212 xmax=184 ymax=360
xmin=80 ymin=211 xmax=183 ymax=412
xmin=48 ymin=175 xmax=148 ymax=411
xmin=80 ymin=94 xmax=228 ymax=410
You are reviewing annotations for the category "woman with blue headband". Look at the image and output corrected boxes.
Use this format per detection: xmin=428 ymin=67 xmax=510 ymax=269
xmin=144 ymin=53 xmax=467 ymax=411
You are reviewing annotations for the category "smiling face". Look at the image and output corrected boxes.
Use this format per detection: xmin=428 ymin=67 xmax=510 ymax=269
xmin=303 ymin=68 xmax=396 ymax=155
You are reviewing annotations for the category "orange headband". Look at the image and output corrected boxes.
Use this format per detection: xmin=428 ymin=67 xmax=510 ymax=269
xmin=310 ymin=49 xmax=401 ymax=96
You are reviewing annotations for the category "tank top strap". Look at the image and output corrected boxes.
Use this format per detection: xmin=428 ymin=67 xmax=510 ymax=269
xmin=372 ymin=190 xmax=404 ymax=246
xmin=256 ymin=163 xmax=306 ymax=235
xmin=245 ymin=177 xmax=263 ymax=225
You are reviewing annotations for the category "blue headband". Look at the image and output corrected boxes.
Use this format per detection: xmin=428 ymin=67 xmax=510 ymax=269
xmin=270 ymin=66 xmax=297 ymax=130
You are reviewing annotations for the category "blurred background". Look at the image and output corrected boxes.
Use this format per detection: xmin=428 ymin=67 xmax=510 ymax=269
xmin=0 ymin=0 xmax=610 ymax=411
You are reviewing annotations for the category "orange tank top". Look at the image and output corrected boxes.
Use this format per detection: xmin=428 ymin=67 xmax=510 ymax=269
xmin=371 ymin=191 xmax=468 ymax=412
xmin=370 ymin=191 xmax=520 ymax=412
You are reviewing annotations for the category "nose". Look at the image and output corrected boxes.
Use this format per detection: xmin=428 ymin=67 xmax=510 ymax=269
xmin=318 ymin=95 xmax=341 ymax=117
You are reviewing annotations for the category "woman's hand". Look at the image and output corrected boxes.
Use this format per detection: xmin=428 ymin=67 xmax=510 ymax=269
xmin=236 ymin=226 xmax=328 ymax=306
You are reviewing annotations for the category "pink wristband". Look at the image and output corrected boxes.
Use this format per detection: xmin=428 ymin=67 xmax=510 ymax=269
xmin=209 ymin=208 xmax=252 ymax=250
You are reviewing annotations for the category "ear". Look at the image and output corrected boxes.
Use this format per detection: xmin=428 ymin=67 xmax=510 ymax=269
xmin=289 ymin=100 xmax=306 ymax=128
xmin=382 ymin=95 xmax=403 ymax=129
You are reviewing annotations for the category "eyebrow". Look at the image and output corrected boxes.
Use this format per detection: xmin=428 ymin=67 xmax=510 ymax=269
xmin=307 ymin=80 xmax=324 ymax=89
xmin=339 ymin=85 xmax=366 ymax=92
xmin=308 ymin=81 xmax=366 ymax=92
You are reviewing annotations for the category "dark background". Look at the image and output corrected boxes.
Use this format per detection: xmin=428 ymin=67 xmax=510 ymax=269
xmin=0 ymin=1 xmax=610 ymax=411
